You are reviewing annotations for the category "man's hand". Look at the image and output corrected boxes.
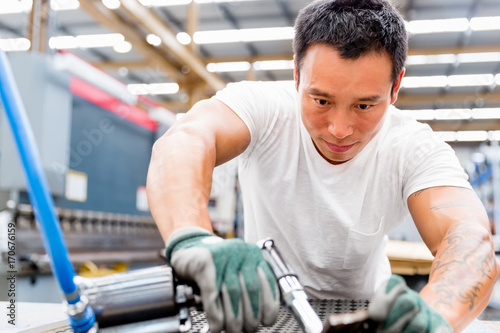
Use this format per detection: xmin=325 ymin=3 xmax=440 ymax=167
xmin=369 ymin=275 xmax=452 ymax=333
xmin=166 ymin=227 xmax=280 ymax=333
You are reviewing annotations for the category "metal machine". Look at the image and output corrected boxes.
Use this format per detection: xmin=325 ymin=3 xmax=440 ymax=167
xmin=0 ymin=50 xmax=169 ymax=303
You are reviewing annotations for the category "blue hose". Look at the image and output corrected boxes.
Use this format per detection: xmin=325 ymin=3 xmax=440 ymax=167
xmin=0 ymin=51 xmax=95 ymax=331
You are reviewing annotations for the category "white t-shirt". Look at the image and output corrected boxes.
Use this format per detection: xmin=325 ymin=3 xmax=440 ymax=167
xmin=213 ymin=81 xmax=472 ymax=300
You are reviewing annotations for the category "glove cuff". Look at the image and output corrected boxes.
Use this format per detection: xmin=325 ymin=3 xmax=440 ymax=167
xmin=165 ymin=226 xmax=213 ymax=262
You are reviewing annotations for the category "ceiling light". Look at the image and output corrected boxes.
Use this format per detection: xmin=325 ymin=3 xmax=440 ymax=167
xmin=470 ymin=16 xmax=500 ymax=31
xmin=403 ymin=109 xmax=471 ymax=120
xmin=77 ymin=33 xmax=124 ymax=48
xmin=434 ymin=131 xmax=500 ymax=142
xmin=176 ymin=32 xmax=192 ymax=45
xmin=406 ymin=54 xmax=456 ymax=66
xmin=457 ymin=52 xmax=500 ymax=63
xmin=118 ymin=67 xmax=129 ymax=77
xmin=407 ymin=52 xmax=500 ymax=66
xmin=401 ymin=74 xmax=495 ymax=89
xmin=489 ymin=131 xmax=500 ymax=141
xmin=403 ymin=108 xmax=500 ymax=121
xmin=253 ymin=60 xmax=294 ymax=71
xmin=406 ymin=18 xmax=469 ymax=34
xmin=0 ymin=0 xmax=32 ymax=14
xmin=102 ymin=0 xmax=120 ymax=10
xmin=434 ymin=131 xmax=457 ymax=142
xmin=146 ymin=34 xmax=162 ymax=46
xmin=193 ymin=27 xmax=294 ymax=44
xmin=434 ymin=131 xmax=493 ymax=142
xmin=49 ymin=34 xmax=125 ymax=49
xmin=113 ymin=41 xmax=132 ymax=53
xmin=401 ymin=76 xmax=448 ymax=88
xmin=471 ymin=108 xmax=500 ymax=119
xmin=49 ymin=36 xmax=78 ymax=49
xmin=435 ymin=109 xmax=472 ymax=120
xmin=128 ymin=83 xmax=180 ymax=95
xmin=51 ymin=0 xmax=79 ymax=10
xmin=456 ymin=131 xmax=489 ymax=142
xmin=195 ymin=0 xmax=261 ymax=3
xmin=207 ymin=62 xmax=251 ymax=72
xmin=0 ymin=38 xmax=31 ymax=52
xmin=403 ymin=109 xmax=436 ymax=121
xmin=139 ymin=0 xmax=191 ymax=6
xmin=448 ymin=74 xmax=494 ymax=87
xmin=138 ymin=0 xmax=260 ymax=6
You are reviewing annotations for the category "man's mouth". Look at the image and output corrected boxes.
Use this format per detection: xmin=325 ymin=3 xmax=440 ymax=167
xmin=325 ymin=141 xmax=355 ymax=153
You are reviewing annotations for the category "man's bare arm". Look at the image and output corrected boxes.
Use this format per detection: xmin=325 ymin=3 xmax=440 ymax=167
xmin=146 ymin=99 xmax=251 ymax=241
xmin=408 ymin=186 xmax=499 ymax=332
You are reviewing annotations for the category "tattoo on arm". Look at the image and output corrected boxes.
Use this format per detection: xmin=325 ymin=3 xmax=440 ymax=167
xmin=412 ymin=188 xmax=431 ymax=197
xmin=429 ymin=222 xmax=498 ymax=311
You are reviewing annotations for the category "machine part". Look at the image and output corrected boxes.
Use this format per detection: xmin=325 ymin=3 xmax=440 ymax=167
xmin=258 ymin=238 xmax=324 ymax=333
xmin=12 ymin=203 xmax=165 ymax=276
xmin=75 ymin=265 xmax=199 ymax=329
xmin=0 ymin=49 xmax=95 ymax=332
xmin=64 ymin=295 xmax=99 ymax=333
xmin=99 ymin=316 xmax=187 ymax=333
xmin=322 ymin=310 xmax=380 ymax=332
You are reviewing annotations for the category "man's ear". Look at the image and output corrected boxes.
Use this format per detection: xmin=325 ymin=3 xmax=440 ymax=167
xmin=390 ymin=68 xmax=406 ymax=104
xmin=293 ymin=57 xmax=299 ymax=91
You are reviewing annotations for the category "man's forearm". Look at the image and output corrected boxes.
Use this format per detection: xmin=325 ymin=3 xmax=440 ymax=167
xmin=420 ymin=222 xmax=499 ymax=331
xmin=147 ymin=128 xmax=215 ymax=241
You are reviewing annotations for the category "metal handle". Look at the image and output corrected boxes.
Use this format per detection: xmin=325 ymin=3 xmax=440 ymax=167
xmin=258 ymin=238 xmax=324 ymax=333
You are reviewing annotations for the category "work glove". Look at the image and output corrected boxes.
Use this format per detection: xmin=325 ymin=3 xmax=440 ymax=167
xmin=165 ymin=227 xmax=280 ymax=333
xmin=368 ymin=274 xmax=452 ymax=333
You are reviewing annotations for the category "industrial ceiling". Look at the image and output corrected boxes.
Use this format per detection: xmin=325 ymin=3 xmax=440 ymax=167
xmin=1 ymin=0 xmax=500 ymax=138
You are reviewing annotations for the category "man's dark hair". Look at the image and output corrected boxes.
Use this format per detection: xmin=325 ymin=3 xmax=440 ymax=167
xmin=293 ymin=0 xmax=408 ymax=87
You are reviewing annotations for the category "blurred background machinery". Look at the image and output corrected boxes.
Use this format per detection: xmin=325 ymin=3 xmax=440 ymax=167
xmin=0 ymin=50 xmax=240 ymax=304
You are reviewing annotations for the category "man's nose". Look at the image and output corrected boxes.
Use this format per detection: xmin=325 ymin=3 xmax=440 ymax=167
xmin=327 ymin=109 xmax=354 ymax=139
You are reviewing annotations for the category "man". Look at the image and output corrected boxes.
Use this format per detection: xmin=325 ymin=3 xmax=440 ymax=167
xmin=147 ymin=0 xmax=499 ymax=332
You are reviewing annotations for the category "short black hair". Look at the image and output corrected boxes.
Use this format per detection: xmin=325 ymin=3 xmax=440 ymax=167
xmin=293 ymin=0 xmax=408 ymax=86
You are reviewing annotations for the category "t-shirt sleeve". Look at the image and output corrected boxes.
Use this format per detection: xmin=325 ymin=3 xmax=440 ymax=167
xmin=212 ymin=81 xmax=294 ymax=158
xmin=402 ymin=124 xmax=472 ymax=207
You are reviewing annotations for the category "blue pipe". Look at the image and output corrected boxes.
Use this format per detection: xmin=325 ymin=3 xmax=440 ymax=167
xmin=0 ymin=51 xmax=95 ymax=332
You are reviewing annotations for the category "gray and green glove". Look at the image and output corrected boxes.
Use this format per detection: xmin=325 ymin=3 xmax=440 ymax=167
xmin=166 ymin=227 xmax=280 ymax=333
xmin=369 ymin=274 xmax=452 ymax=333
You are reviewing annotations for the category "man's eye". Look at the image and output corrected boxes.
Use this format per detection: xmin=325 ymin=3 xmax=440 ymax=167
xmin=358 ymin=104 xmax=371 ymax=110
xmin=315 ymin=99 xmax=328 ymax=106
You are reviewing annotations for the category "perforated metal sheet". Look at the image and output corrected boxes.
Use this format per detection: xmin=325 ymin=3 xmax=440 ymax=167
xmin=188 ymin=299 xmax=369 ymax=333
xmin=43 ymin=299 xmax=368 ymax=333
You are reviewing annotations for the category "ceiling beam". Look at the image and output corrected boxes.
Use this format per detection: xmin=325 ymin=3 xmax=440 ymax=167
xmin=28 ymin=0 xmax=50 ymax=53
xmin=78 ymin=0 xmax=185 ymax=83
xmin=94 ymin=60 xmax=151 ymax=70
xmin=186 ymin=1 xmax=199 ymax=54
xmin=119 ymin=0 xmax=226 ymax=92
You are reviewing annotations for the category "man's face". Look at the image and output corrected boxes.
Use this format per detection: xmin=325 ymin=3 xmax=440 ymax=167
xmin=295 ymin=44 xmax=404 ymax=165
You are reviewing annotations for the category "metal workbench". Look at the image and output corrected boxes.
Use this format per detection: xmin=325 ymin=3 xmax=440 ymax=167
xmin=1 ymin=300 xmax=497 ymax=333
